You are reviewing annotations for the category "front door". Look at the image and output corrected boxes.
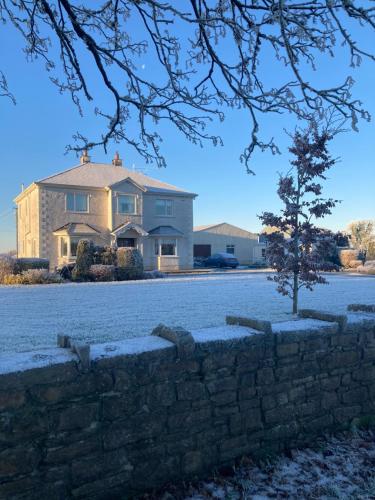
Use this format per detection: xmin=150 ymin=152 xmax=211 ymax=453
xmin=117 ymin=237 xmax=136 ymax=248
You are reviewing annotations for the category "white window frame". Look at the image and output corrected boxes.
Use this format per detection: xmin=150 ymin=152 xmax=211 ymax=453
xmin=155 ymin=199 xmax=173 ymax=217
xmin=154 ymin=238 xmax=178 ymax=256
xmin=65 ymin=192 xmax=89 ymax=213
xmin=226 ymin=244 xmax=235 ymax=255
xmin=117 ymin=194 xmax=137 ymax=215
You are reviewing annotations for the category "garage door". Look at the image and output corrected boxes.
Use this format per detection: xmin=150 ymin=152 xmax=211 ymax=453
xmin=194 ymin=244 xmax=211 ymax=258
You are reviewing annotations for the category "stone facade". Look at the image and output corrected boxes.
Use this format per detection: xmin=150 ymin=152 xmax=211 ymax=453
xmin=1 ymin=306 xmax=375 ymax=499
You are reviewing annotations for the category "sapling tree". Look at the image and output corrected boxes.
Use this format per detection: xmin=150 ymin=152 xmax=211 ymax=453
xmin=259 ymin=125 xmax=339 ymax=314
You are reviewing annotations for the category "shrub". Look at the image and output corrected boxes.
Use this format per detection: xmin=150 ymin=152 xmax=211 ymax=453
xmin=72 ymin=239 xmax=94 ymax=281
xmin=348 ymin=259 xmax=363 ymax=269
xmin=0 ymin=255 xmax=16 ymax=283
xmin=2 ymin=269 xmax=63 ymax=285
xmin=14 ymin=258 xmax=49 ymax=273
xmin=357 ymin=265 xmax=375 ymax=275
xmin=57 ymin=264 xmax=75 ymax=280
xmin=93 ymin=246 xmax=105 ymax=264
xmin=102 ymin=246 xmax=117 ymax=266
xmin=338 ymin=249 xmax=359 ymax=268
xmin=117 ymin=247 xmax=144 ymax=280
xmin=90 ymin=264 xmax=116 ymax=282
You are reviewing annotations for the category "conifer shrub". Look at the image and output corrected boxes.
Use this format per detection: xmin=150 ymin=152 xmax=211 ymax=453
xmin=72 ymin=239 xmax=94 ymax=281
xmin=116 ymin=247 xmax=144 ymax=280
xmin=102 ymin=246 xmax=117 ymax=266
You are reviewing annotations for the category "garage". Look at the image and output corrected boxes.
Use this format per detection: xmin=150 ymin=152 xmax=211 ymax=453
xmin=194 ymin=244 xmax=211 ymax=258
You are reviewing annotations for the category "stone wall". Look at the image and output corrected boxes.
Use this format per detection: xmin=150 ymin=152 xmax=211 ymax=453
xmin=1 ymin=306 xmax=375 ymax=499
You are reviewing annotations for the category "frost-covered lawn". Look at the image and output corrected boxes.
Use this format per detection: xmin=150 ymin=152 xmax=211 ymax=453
xmin=141 ymin=430 xmax=375 ymax=499
xmin=0 ymin=272 xmax=374 ymax=353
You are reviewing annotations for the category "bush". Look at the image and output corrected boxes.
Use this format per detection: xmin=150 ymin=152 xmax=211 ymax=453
xmin=357 ymin=265 xmax=375 ymax=275
xmin=102 ymin=246 xmax=117 ymax=266
xmin=14 ymin=258 xmax=49 ymax=273
xmin=117 ymin=247 xmax=144 ymax=280
xmin=57 ymin=263 xmax=75 ymax=280
xmin=90 ymin=264 xmax=116 ymax=282
xmin=93 ymin=246 xmax=105 ymax=264
xmin=0 ymin=255 xmax=16 ymax=283
xmin=348 ymin=259 xmax=363 ymax=269
xmin=338 ymin=249 xmax=359 ymax=268
xmin=2 ymin=269 xmax=63 ymax=285
xmin=72 ymin=239 xmax=94 ymax=281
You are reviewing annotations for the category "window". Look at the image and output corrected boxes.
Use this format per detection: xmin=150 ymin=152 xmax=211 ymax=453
xmin=60 ymin=237 xmax=81 ymax=257
xmin=226 ymin=245 xmax=235 ymax=254
xmin=155 ymin=238 xmax=177 ymax=256
xmin=66 ymin=193 xmax=88 ymax=212
xmin=262 ymin=248 xmax=266 ymax=258
xmin=60 ymin=237 xmax=68 ymax=257
xmin=118 ymin=194 xmax=136 ymax=214
xmin=70 ymin=239 xmax=80 ymax=257
xmin=155 ymin=199 xmax=173 ymax=216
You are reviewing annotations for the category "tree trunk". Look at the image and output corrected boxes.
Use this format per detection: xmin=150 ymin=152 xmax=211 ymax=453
xmin=293 ymin=271 xmax=298 ymax=314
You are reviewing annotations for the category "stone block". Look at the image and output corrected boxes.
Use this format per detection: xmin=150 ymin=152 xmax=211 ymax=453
xmin=226 ymin=315 xmax=272 ymax=334
xmin=50 ymin=402 xmax=99 ymax=432
xmin=177 ymin=381 xmax=206 ymax=401
xmin=299 ymin=309 xmax=347 ymax=333
xmin=0 ymin=390 xmax=25 ymax=411
xmin=152 ymin=324 xmax=195 ymax=358
xmin=333 ymin=405 xmax=362 ymax=423
xmin=210 ymin=391 xmax=237 ymax=406
xmin=256 ymin=367 xmax=274 ymax=385
xmin=277 ymin=343 xmax=299 ymax=357
xmin=207 ymin=376 xmax=237 ymax=395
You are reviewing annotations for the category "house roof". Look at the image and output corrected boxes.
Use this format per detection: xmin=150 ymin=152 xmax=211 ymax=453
xmin=194 ymin=223 xmax=224 ymax=232
xmin=111 ymin=222 xmax=148 ymax=237
xmin=148 ymin=225 xmax=184 ymax=237
xmin=37 ymin=162 xmax=196 ymax=197
xmin=194 ymin=222 xmax=259 ymax=238
xmin=52 ymin=222 xmax=100 ymax=236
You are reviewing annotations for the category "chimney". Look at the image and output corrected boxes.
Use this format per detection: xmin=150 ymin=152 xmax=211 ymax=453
xmin=80 ymin=149 xmax=91 ymax=164
xmin=112 ymin=151 xmax=122 ymax=167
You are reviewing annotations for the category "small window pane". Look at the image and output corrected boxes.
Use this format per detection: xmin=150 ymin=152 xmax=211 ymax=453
xmin=75 ymin=194 xmax=88 ymax=212
xmin=161 ymin=239 xmax=176 ymax=255
xmin=70 ymin=240 xmax=79 ymax=257
xmin=61 ymin=238 xmax=68 ymax=257
xmin=66 ymin=193 xmax=75 ymax=211
xmin=156 ymin=199 xmax=173 ymax=216
xmin=118 ymin=195 xmax=135 ymax=214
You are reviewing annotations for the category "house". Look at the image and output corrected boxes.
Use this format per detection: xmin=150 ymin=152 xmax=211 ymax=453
xmin=14 ymin=152 xmax=196 ymax=271
xmin=193 ymin=222 xmax=266 ymax=265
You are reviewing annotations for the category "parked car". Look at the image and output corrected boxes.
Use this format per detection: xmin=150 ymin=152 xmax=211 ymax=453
xmin=203 ymin=253 xmax=239 ymax=268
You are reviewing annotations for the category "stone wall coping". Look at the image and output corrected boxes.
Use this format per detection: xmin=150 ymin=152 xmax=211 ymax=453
xmin=0 ymin=308 xmax=374 ymax=378
xmin=347 ymin=312 xmax=375 ymax=329
xmin=0 ymin=347 xmax=77 ymax=376
xmin=272 ymin=318 xmax=338 ymax=335
xmin=191 ymin=325 xmax=260 ymax=344
xmin=90 ymin=335 xmax=175 ymax=362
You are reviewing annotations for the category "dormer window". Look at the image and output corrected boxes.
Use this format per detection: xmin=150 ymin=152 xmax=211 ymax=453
xmin=66 ymin=192 xmax=89 ymax=212
xmin=117 ymin=194 xmax=136 ymax=214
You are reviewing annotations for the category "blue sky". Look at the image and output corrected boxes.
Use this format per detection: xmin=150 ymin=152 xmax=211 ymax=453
xmin=0 ymin=13 xmax=374 ymax=252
